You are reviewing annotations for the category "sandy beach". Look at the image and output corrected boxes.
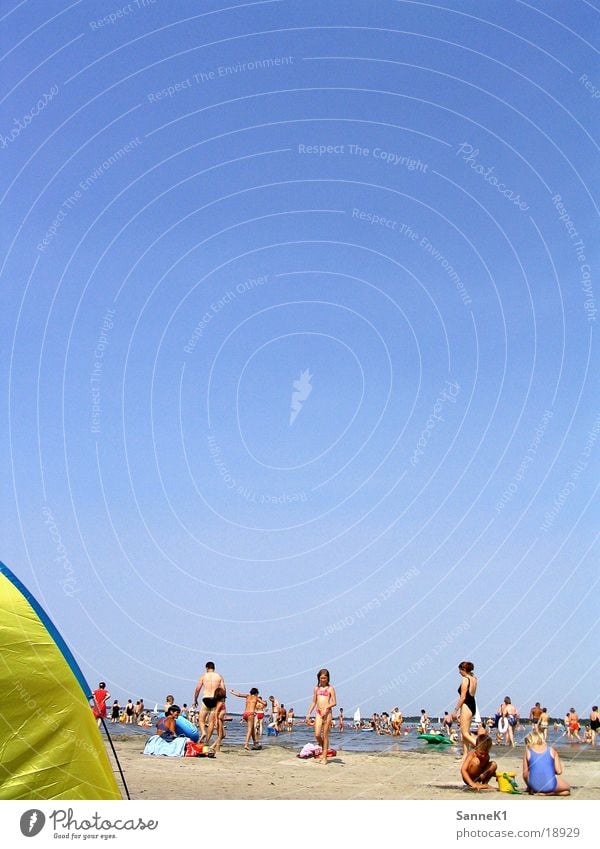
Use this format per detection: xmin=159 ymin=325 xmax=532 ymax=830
xmin=107 ymin=738 xmax=600 ymax=800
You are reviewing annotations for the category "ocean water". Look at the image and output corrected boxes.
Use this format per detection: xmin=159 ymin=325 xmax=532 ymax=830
xmin=104 ymin=716 xmax=595 ymax=754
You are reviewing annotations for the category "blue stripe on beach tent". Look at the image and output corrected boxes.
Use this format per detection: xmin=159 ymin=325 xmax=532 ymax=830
xmin=0 ymin=560 xmax=92 ymax=698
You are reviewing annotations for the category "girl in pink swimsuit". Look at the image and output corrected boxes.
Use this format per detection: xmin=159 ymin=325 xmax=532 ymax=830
xmin=306 ymin=668 xmax=337 ymax=764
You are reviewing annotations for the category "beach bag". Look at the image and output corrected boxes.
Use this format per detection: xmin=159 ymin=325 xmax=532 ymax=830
xmin=184 ymin=741 xmax=215 ymax=758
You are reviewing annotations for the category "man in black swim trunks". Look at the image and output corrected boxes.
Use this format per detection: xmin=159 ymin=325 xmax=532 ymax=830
xmin=193 ymin=661 xmax=226 ymax=742
xmin=529 ymin=702 xmax=542 ymax=727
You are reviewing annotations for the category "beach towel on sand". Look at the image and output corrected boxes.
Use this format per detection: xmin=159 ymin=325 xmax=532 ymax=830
xmin=143 ymin=735 xmax=187 ymax=757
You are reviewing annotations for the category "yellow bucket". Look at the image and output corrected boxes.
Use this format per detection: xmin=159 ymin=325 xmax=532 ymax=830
xmin=496 ymin=772 xmax=517 ymax=793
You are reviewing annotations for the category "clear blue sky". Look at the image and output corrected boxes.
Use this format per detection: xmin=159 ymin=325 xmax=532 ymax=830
xmin=1 ymin=0 xmax=598 ymax=720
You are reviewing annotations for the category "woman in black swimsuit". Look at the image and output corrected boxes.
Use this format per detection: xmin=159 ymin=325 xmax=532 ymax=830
xmin=454 ymin=660 xmax=478 ymax=760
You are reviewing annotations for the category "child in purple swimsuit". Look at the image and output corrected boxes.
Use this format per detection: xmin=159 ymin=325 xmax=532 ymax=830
xmin=523 ymin=730 xmax=570 ymax=795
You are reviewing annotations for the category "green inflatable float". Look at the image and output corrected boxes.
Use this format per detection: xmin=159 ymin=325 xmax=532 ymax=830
xmin=418 ymin=733 xmax=453 ymax=745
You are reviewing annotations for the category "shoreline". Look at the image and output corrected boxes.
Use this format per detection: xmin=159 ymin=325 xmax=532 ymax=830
xmin=106 ymin=738 xmax=600 ymax=800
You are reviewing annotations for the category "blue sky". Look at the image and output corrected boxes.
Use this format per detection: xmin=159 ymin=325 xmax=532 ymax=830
xmin=1 ymin=0 xmax=598 ymax=720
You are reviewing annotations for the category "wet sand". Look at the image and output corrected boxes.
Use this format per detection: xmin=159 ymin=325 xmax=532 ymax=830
xmin=107 ymin=738 xmax=600 ymax=800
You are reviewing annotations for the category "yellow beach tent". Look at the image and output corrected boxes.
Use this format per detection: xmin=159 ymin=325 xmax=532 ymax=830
xmin=0 ymin=561 xmax=121 ymax=799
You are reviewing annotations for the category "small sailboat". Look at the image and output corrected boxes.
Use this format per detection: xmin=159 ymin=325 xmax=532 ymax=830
xmin=471 ymin=703 xmax=482 ymax=729
xmin=353 ymin=707 xmax=361 ymax=728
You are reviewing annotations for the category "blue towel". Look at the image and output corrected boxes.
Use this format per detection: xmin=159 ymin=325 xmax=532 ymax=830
xmin=143 ymin=735 xmax=187 ymax=757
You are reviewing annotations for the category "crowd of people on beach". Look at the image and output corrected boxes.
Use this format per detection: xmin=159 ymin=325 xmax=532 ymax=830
xmin=443 ymin=660 xmax=580 ymax=795
xmin=185 ymin=662 xmax=337 ymax=762
xmin=92 ymin=659 xmax=599 ymax=793
xmin=90 ymin=686 xmax=154 ymax=727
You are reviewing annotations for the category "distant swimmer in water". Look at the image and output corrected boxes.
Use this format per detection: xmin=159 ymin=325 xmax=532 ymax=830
xmin=442 ymin=711 xmax=453 ymax=736
xmin=391 ymin=707 xmax=403 ymax=736
xmin=453 ymin=661 xmax=478 ymax=760
xmin=566 ymin=708 xmax=582 ymax=743
xmin=278 ymin=704 xmax=287 ymax=732
xmin=268 ymin=695 xmax=280 ymax=732
xmin=500 ymin=697 xmax=519 ymax=748
xmin=529 ymin=702 xmax=542 ymax=727
xmin=538 ymin=707 xmax=549 ymax=741
xmin=338 ymin=707 xmax=344 ymax=733
xmin=589 ymin=706 xmax=600 ymax=746
xmin=306 ymin=668 xmax=337 ymax=765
